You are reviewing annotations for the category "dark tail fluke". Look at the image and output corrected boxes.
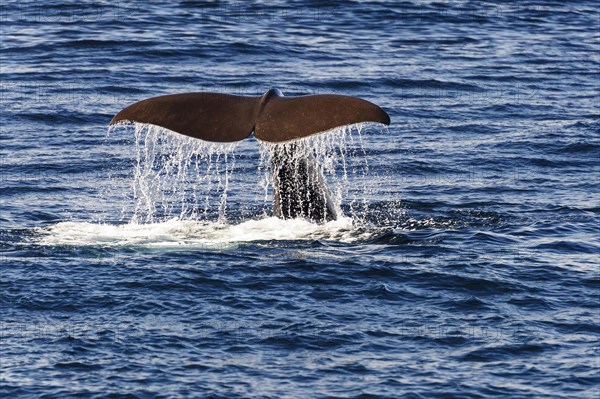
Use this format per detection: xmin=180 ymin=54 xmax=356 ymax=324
xmin=111 ymin=93 xmax=257 ymax=142
xmin=110 ymin=89 xmax=390 ymax=143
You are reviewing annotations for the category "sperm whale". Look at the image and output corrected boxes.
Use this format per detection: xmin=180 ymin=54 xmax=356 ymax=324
xmin=110 ymin=89 xmax=390 ymax=222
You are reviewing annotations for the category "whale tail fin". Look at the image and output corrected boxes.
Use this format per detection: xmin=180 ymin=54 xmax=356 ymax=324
xmin=110 ymin=89 xmax=390 ymax=143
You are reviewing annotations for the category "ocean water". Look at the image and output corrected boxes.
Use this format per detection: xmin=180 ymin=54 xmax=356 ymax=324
xmin=1 ymin=1 xmax=599 ymax=398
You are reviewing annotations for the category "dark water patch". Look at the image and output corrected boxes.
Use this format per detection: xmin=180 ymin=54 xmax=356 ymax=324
xmin=459 ymin=343 xmax=554 ymax=362
xmin=71 ymin=39 xmax=159 ymax=48
xmin=14 ymin=111 xmax=93 ymax=124
xmin=367 ymin=230 xmax=413 ymax=245
xmin=355 ymin=263 xmax=408 ymax=279
xmin=6 ymin=210 xmax=63 ymax=223
xmin=476 ymin=103 xmax=561 ymax=118
xmin=355 ymin=283 xmax=421 ymax=302
xmin=382 ymin=78 xmax=482 ymax=92
xmin=414 ymin=272 xmax=528 ymax=295
xmin=463 ymin=74 xmax=543 ymax=83
xmin=540 ymin=319 xmax=599 ymax=337
xmin=507 ymin=295 xmax=555 ymax=311
xmin=116 ymin=279 xmax=193 ymax=292
xmin=447 ymin=124 xmax=503 ymax=134
xmin=1 ymin=39 xmax=159 ymax=55
xmin=533 ymin=240 xmax=598 ymax=254
xmin=438 ymin=296 xmax=492 ymax=311
xmin=512 ymin=221 xmax=590 ymax=238
xmin=53 ymin=361 xmax=103 ymax=371
xmin=468 ymin=232 xmax=518 ymax=245
xmin=555 ymin=141 xmax=600 ymax=154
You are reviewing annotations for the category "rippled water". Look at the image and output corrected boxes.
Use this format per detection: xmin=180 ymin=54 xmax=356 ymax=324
xmin=1 ymin=1 xmax=599 ymax=398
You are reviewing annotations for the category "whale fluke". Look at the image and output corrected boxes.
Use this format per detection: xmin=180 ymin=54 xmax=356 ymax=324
xmin=111 ymin=89 xmax=390 ymax=222
xmin=111 ymin=89 xmax=390 ymax=143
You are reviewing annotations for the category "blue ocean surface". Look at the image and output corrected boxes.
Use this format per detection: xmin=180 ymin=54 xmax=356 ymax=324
xmin=1 ymin=1 xmax=599 ymax=398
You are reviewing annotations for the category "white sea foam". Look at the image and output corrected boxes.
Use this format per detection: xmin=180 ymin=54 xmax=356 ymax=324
xmin=37 ymin=216 xmax=372 ymax=248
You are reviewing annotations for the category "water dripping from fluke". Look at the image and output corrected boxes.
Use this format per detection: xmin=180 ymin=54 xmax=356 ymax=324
xmin=106 ymin=122 xmax=376 ymax=226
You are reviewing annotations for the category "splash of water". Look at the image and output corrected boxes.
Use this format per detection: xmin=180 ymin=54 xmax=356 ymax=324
xmin=258 ymin=123 xmax=372 ymax=221
xmin=107 ymin=122 xmax=374 ymax=225
xmin=108 ymin=123 xmax=238 ymax=223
